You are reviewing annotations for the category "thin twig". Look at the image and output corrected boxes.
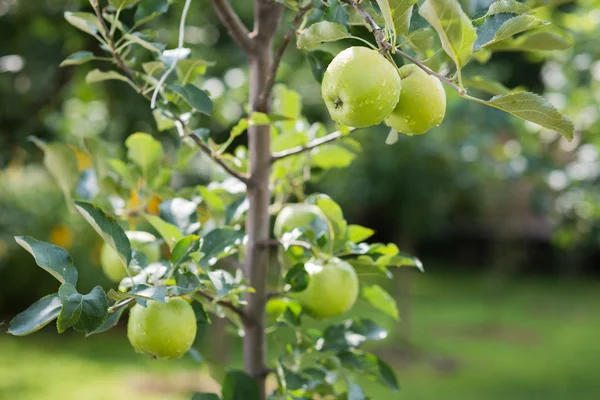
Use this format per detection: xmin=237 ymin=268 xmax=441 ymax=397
xmin=185 ymin=124 xmax=250 ymax=183
xmin=271 ymin=131 xmax=342 ymax=162
xmin=90 ymin=0 xmax=137 ymax=84
xmin=196 ymin=290 xmax=248 ymax=322
xmin=257 ymin=5 xmax=312 ymax=110
xmin=209 ymin=0 xmax=254 ymax=54
xmin=107 ymin=297 xmax=135 ymax=313
xmin=344 ymin=0 xmax=464 ymax=94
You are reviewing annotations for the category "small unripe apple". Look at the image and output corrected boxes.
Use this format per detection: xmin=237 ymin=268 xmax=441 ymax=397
xmin=274 ymin=204 xmax=332 ymax=239
xmin=385 ymin=64 xmax=446 ymax=135
xmin=100 ymin=231 xmax=161 ymax=282
xmin=321 ymin=46 xmax=402 ymax=128
xmin=294 ymin=257 xmax=359 ymax=319
xmin=127 ymin=297 xmax=197 ymax=359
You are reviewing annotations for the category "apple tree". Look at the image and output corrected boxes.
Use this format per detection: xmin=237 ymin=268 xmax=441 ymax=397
xmin=6 ymin=0 xmax=575 ymax=398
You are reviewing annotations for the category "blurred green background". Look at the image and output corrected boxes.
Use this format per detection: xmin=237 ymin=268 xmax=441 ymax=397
xmin=2 ymin=0 xmax=600 ymax=399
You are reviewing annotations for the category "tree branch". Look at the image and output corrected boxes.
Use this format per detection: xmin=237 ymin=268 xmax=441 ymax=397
xmin=186 ymin=127 xmax=250 ymax=184
xmin=343 ymin=0 xmax=464 ymax=94
xmin=271 ymin=131 xmax=342 ymax=162
xmin=209 ymin=0 xmax=254 ymax=55
xmin=90 ymin=0 xmax=137 ymax=84
xmin=257 ymin=5 xmax=312 ymax=110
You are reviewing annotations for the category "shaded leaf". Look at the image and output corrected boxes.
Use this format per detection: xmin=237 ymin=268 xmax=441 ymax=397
xmin=7 ymin=294 xmax=62 ymax=336
xmin=284 ymin=263 xmax=309 ymax=292
xmin=172 ymin=271 xmax=202 ymax=295
xmin=320 ymin=319 xmax=388 ymax=352
xmin=57 ymin=284 xmax=108 ymax=334
xmin=307 ymin=51 xmax=335 ymax=83
xmin=207 ymin=269 xmax=236 ymax=298
xmin=338 ymin=351 xmax=399 ymax=391
xmin=74 ymin=201 xmax=131 ymax=268
xmin=14 ymin=236 xmax=78 ymax=286
xmin=199 ymin=228 xmax=246 ymax=268
xmin=86 ymin=69 xmax=130 ymax=84
xmin=170 ymin=84 xmax=213 ymax=114
xmin=222 ymin=370 xmax=260 ymax=400
xmin=86 ymin=306 xmax=126 ymax=336
xmin=488 ymin=31 xmax=571 ymax=52
xmin=134 ymin=0 xmax=169 ymax=26
xmin=464 ymin=76 xmax=511 ymax=95
xmin=171 ymin=235 xmax=201 ymax=265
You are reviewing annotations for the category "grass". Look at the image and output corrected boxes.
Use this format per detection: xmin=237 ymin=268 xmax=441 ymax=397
xmin=2 ymin=272 xmax=600 ymax=399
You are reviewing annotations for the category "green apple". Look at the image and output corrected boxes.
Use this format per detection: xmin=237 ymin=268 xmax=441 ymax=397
xmin=127 ymin=297 xmax=197 ymax=359
xmin=274 ymin=203 xmax=332 ymax=239
xmin=294 ymin=257 xmax=359 ymax=319
xmin=321 ymin=46 xmax=402 ymax=128
xmin=385 ymin=64 xmax=446 ymax=135
xmin=274 ymin=204 xmax=333 ymax=270
xmin=100 ymin=231 xmax=161 ymax=282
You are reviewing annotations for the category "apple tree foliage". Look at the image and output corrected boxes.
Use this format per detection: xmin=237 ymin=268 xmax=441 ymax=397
xmin=6 ymin=0 xmax=578 ymax=398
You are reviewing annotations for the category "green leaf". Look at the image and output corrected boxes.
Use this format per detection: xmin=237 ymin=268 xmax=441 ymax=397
xmin=222 ymin=370 xmax=260 ymax=400
xmin=375 ymin=0 xmax=397 ymax=44
xmin=297 ymin=22 xmax=350 ymax=49
xmin=159 ymin=198 xmax=199 ymax=234
xmin=307 ymin=51 xmax=335 ymax=83
xmin=125 ymin=132 xmax=164 ymax=180
xmin=143 ymin=214 xmax=184 ymax=250
xmin=192 ymin=394 xmax=220 ymax=400
xmin=324 ymin=0 xmax=350 ymax=28
xmin=170 ymin=84 xmax=213 ymax=115
xmin=320 ymin=319 xmax=388 ymax=352
xmin=14 ymin=236 xmax=78 ymax=285
xmin=345 ymin=383 xmax=367 ymax=400
xmin=338 ymin=351 xmax=399 ymax=391
xmin=57 ymin=284 xmax=108 ymax=334
xmin=284 ymin=264 xmax=309 ymax=292
xmin=172 ymin=271 xmax=202 ymax=295
xmin=207 ymin=270 xmax=236 ymax=298
xmin=176 ymin=59 xmax=214 ymax=84
xmin=122 ymin=33 xmax=164 ymax=53
xmin=152 ymin=109 xmax=176 ymax=132
xmin=198 ymin=228 xmax=246 ymax=268
xmin=86 ymin=69 xmax=130 ymax=84
xmin=479 ymin=91 xmax=574 ymax=140
xmin=347 ymin=225 xmax=375 ymax=243
xmin=480 ymin=15 xmax=547 ymax=48
xmin=362 ymin=284 xmax=399 ymax=320
xmin=311 ymin=145 xmax=356 ymax=169
xmin=109 ymin=0 xmax=141 ymax=8
xmin=482 ymin=0 xmax=531 ymax=16
xmin=419 ymin=0 xmax=477 ymax=71
xmin=86 ymin=306 xmax=126 ymax=336
xmin=7 ymin=294 xmax=62 ymax=336
xmin=134 ymin=0 xmax=169 ymax=26
xmin=64 ymin=12 xmax=103 ymax=36
xmin=75 ymin=201 xmax=131 ymax=269
xmin=192 ymin=301 xmax=211 ymax=324
xmin=30 ymin=137 xmax=79 ymax=207
xmin=389 ymin=0 xmax=418 ymax=38
xmin=464 ymin=76 xmax=511 ymax=95
xmin=108 ymin=285 xmax=167 ymax=303
xmin=306 ymin=194 xmax=347 ymax=240
xmin=171 ymin=235 xmax=201 ymax=265
xmin=60 ymin=51 xmax=97 ymax=67
xmin=488 ymin=31 xmax=572 ymax=52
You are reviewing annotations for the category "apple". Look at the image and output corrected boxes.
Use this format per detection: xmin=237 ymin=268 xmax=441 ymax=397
xmin=274 ymin=203 xmax=332 ymax=240
xmin=127 ymin=297 xmax=197 ymax=359
xmin=385 ymin=64 xmax=446 ymax=135
xmin=294 ymin=257 xmax=359 ymax=319
xmin=321 ymin=46 xmax=402 ymax=128
xmin=100 ymin=231 xmax=161 ymax=282
xmin=274 ymin=204 xmax=333 ymax=270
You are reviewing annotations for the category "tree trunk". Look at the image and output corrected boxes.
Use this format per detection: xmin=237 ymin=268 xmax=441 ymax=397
xmin=243 ymin=2 xmax=283 ymax=397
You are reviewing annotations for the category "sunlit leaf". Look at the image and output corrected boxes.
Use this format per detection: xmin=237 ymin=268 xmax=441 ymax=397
xmin=64 ymin=12 xmax=103 ymax=37
xmin=297 ymin=21 xmax=350 ymax=49
xmin=86 ymin=69 xmax=130 ymax=84
xmin=60 ymin=51 xmax=97 ymax=67
xmin=125 ymin=132 xmax=164 ymax=179
xmin=362 ymin=284 xmax=399 ymax=320
xmin=143 ymin=214 xmax=184 ymax=250
xmin=419 ymin=0 xmax=477 ymax=71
